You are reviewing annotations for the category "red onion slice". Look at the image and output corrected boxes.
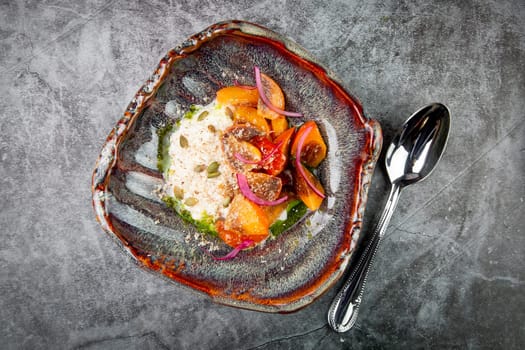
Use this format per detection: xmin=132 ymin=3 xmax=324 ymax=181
xmin=254 ymin=66 xmax=303 ymax=118
xmin=236 ymin=173 xmax=288 ymax=206
xmin=234 ymin=152 xmax=260 ymax=164
xmin=295 ymin=124 xmax=326 ymax=199
xmin=203 ymin=239 xmax=255 ymax=261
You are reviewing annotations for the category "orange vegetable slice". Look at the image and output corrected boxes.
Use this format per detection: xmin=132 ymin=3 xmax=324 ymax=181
xmin=218 ymin=194 xmax=270 ymax=247
xmin=290 ymin=121 xmax=327 ymax=168
xmin=271 ymin=115 xmax=288 ymax=137
xmin=233 ymin=106 xmax=270 ymax=133
xmin=222 ymin=124 xmax=264 ymax=142
xmin=262 ymin=193 xmax=295 ymax=225
xmin=216 ymin=220 xmax=262 ymax=248
xmin=273 ymin=126 xmax=295 ymax=157
xmin=294 ymin=166 xmax=325 ymax=211
xmin=220 ymin=133 xmax=262 ymax=173
xmin=245 ymin=172 xmax=283 ymax=201
xmin=216 ymin=86 xmax=259 ymax=107
xmin=257 ymin=73 xmax=285 ymax=120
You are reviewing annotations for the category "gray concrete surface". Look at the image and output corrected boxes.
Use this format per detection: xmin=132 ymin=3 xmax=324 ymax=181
xmin=1 ymin=0 xmax=524 ymax=349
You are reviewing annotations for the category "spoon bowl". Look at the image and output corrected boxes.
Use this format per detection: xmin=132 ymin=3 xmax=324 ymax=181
xmin=386 ymin=103 xmax=450 ymax=186
xmin=328 ymin=103 xmax=450 ymax=332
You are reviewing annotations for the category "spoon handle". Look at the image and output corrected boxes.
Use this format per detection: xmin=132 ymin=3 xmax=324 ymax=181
xmin=328 ymin=183 xmax=401 ymax=332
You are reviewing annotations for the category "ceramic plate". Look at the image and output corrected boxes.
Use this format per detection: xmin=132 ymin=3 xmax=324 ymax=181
xmin=92 ymin=20 xmax=382 ymax=312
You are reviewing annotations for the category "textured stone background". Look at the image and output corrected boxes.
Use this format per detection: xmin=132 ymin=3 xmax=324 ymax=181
xmin=1 ymin=0 xmax=524 ymax=349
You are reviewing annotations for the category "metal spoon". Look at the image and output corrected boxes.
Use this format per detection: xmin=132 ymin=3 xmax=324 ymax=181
xmin=328 ymin=103 xmax=451 ymax=332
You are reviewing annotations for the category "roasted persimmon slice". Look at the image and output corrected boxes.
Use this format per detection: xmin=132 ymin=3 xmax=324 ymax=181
xmin=223 ymin=124 xmax=264 ymax=142
xmin=273 ymin=126 xmax=295 ymax=157
xmin=294 ymin=166 xmax=325 ymax=211
xmin=219 ymin=194 xmax=270 ymax=247
xmin=216 ymin=220 xmax=264 ymax=248
xmin=290 ymin=121 xmax=327 ymax=168
xmin=233 ymin=106 xmax=270 ymax=133
xmin=217 ymin=86 xmax=259 ymax=107
xmin=245 ymin=172 xmax=283 ymax=201
xmin=220 ymin=134 xmax=261 ymax=172
xmin=262 ymin=193 xmax=295 ymax=225
xmin=257 ymin=73 xmax=285 ymax=120
xmin=271 ymin=115 xmax=288 ymax=137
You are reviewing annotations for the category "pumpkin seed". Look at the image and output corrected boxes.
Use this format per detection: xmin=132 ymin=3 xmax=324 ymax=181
xmin=184 ymin=197 xmax=198 ymax=206
xmin=225 ymin=107 xmax=233 ymax=119
xmin=194 ymin=164 xmax=206 ymax=173
xmin=197 ymin=111 xmax=209 ymax=121
xmin=207 ymin=171 xmax=221 ymax=178
xmin=222 ymin=197 xmax=232 ymax=207
xmin=207 ymin=161 xmax=220 ymax=174
xmin=173 ymin=186 xmax=184 ymax=199
xmin=179 ymin=135 xmax=189 ymax=148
